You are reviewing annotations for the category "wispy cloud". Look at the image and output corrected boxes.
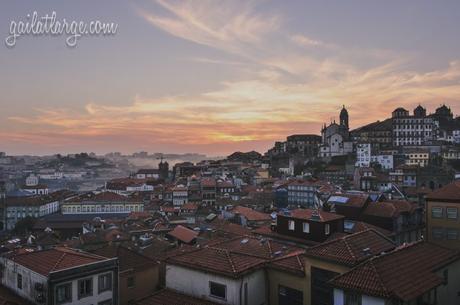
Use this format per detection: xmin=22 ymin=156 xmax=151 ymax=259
xmin=2 ymin=1 xmax=460 ymax=155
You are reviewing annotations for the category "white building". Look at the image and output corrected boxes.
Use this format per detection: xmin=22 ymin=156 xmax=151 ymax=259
xmin=166 ymin=238 xmax=273 ymax=305
xmin=453 ymin=130 xmax=460 ymax=144
xmin=61 ymin=191 xmax=144 ymax=215
xmin=135 ymin=169 xmax=159 ymax=179
xmin=319 ymin=106 xmax=354 ymax=157
xmin=172 ymin=185 xmax=188 ymax=206
xmin=356 ymin=143 xmax=371 ymax=167
xmin=392 ymin=106 xmax=437 ymax=146
xmin=25 ymin=174 xmax=39 ymax=186
xmin=330 ymin=242 xmax=460 ymax=305
xmin=370 ymin=154 xmax=394 ymax=170
xmin=0 ymin=247 xmax=118 ymax=305
xmin=5 ymin=190 xmax=74 ymax=230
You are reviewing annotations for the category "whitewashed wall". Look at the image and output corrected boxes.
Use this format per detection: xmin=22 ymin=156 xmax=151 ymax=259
xmin=166 ymin=264 xmax=266 ymax=305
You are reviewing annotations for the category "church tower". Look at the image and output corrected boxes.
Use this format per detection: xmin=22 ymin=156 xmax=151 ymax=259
xmin=340 ymin=105 xmax=349 ymax=130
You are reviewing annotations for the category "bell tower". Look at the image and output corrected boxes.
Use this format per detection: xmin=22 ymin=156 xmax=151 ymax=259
xmin=340 ymin=105 xmax=349 ymax=130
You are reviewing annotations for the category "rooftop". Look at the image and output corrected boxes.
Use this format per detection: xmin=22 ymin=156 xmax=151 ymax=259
xmin=167 ymin=236 xmax=302 ymax=278
xmin=426 ymin=180 xmax=460 ymax=202
xmin=232 ymin=206 xmax=271 ymax=222
xmin=282 ymin=208 xmax=344 ymax=222
xmin=305 ymin=229 xmax=395 ymax=267
xmin=167 ymin=225 xmax=199 ymax=244
xmin=330 ymin=242 xmax=459 ymax=301
xmin=8 ymin=247 xmax=109 ymax=276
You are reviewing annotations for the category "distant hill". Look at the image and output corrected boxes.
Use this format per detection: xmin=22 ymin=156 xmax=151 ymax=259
xmin=227 ymin=151 xmax=262 ymax=163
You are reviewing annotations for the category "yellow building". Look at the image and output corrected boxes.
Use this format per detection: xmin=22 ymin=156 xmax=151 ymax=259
xmin=302 ymin=229 xmax=395 ymax=305
xmin=404 ymin=151 xmax=430 ymax=167
xmin=426 ymin=180 xmax=460 ymax=249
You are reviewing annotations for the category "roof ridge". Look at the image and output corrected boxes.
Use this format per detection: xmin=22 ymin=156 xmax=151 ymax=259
xmin=368 ymin=260 xmax=391 ymax=297
xmin=295 ymin=254 xmax=304 ymax=270
xmin=267 ymin=240 xmax=273 ymax=256
xmin=51 ymin=252 xmax=67 ymax=272
xmin=271 ymin=249 xmax=305 ymax=262
xmin=343 ymin=237 xmax=357 ymax=261
xmin=223 ymin=248 xmax=237 ymax=274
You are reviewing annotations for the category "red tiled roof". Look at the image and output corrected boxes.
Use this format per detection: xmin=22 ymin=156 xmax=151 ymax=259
xmin=286 ymin=209 xmax=344 ymax=222
xmin=217 ymin=181 xmax=234 ymax=188
xmin=167 ymin=225 xmax=198 ymax=244
xmin=135 ymin=289 xmax=220 ymax=305
xmin=10 ymin=247 xmax=108 ymax=276
xmin=346 ymin=221 xmax=393 ymax=237
xmin=201 ymin=177 xmax=216 ymax=187
xmin=330 ymin=242 xmax=460 ymax=301
xmin=68 ymin=191 xmax=140 ymax=203
xmin=363 ymin=202 xmax=400 ymax=218
xmin=305 ymin=229 xmax=395 ymax=267
xmin=168 ymin=246 xmax=266 ymax=277
xmin=167 ymin=236 xmax=301 ymax=278
xmin=426 ymin=180 xmax=460 ymax=202
xmin=180 ymin=203 xmax=198 ymax=210
xmin=328 ymin=193 xmax=370 ymax=208
xmin=232 ymin=206 xmax=271 ymax=221
xmin=213 ymin=236 xmax=302 ymax=259
xmin=269 ymin=250 xmax=305 ymax=276
xmin=384 ymin=200 xmax=418 ymax=213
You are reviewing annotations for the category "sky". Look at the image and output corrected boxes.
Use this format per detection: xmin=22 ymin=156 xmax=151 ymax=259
xmin=1 ymin=0 xmax=460 ymax=156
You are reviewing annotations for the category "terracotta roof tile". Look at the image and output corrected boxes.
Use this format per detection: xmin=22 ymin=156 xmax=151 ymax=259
xmin=426 ymin=181 xmax=460 ymax=202
xmin=363 ymin=202 xmax=399 ymax=218
xmin=167 ymin=225 xmax=198 ymax=244
xmin=286 ymin=209 xmax=344 ymax=222
xmin=330 ymin=242 xmax=460 ymax=301
xmin=232 ymin=206 xmax=271 ymax=221
xmin=168 ymin=236 xmax=301 ymax=278
xmin=10 ymin=247 xmax=108 ymax=276
xmin=168 ymin=246 xmax=266 ymax=277
xmin=269 ymin=250 xmax=305 ymax=276
xmin=306 ymin=229 xmax=395 ymax=266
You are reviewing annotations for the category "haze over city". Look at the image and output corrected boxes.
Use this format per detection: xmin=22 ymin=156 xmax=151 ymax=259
xmin=1 ymin=0 xmax=460 ymax=155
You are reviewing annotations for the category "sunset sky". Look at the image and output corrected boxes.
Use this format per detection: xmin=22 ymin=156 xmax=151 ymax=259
xmin=1 ymin=0 xmax=460 ymax=156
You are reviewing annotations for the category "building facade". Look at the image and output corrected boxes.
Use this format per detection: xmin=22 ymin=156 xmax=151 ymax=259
xmin=0 ymin=247 xmax=118 ymax=305
xmin=426 ymin=181 xmax=460 ymax=249
xmin=392 ymin=106 xmax=437 ymax=146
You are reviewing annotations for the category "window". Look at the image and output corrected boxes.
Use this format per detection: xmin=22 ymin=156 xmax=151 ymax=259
xmin=288 ymin=220 xmax=295 ymax=231
xmin=279 ymin=285 xmax=303 ymax=305
xmin=431 ymin=207 xmax=444 ymax=218
xmin=302 ymin=222 xmax=310 ymax=233
xmin=78 ymin=278 xmax=93 ymax=299
xmin=99 ymin=273 xmax=112 ymax=293
xmin=209 ymin=281 xmax=226 ymax=299
xmin=344 ymin=291 xmax=361 ymax=305
xmin=56 ymin=283 xmax=72 ymax=304
xmin=325 ymin=224 xmax=330 ymax=235
xmin=447 ymin=230 xmax=458 ymax=240
xmin=432 ymin=228 xmax=444 ymax=240
xmin=443 ymin=269 xmax=449 ymax=285
xmin=127 ymin=276 xmax=135 ymax=288
xmin=17 ymin=274 xmax=22 ymax=290
xmin=447 ymin=208 xmax=458 ymax=220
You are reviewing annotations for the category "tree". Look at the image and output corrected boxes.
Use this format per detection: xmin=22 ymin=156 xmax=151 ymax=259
xmin=13 ymin=216 xmax=36 ymax=235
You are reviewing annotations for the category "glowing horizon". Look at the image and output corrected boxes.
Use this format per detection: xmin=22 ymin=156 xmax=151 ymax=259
xmin=1 ymin=1 xmax=460 ymax=156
